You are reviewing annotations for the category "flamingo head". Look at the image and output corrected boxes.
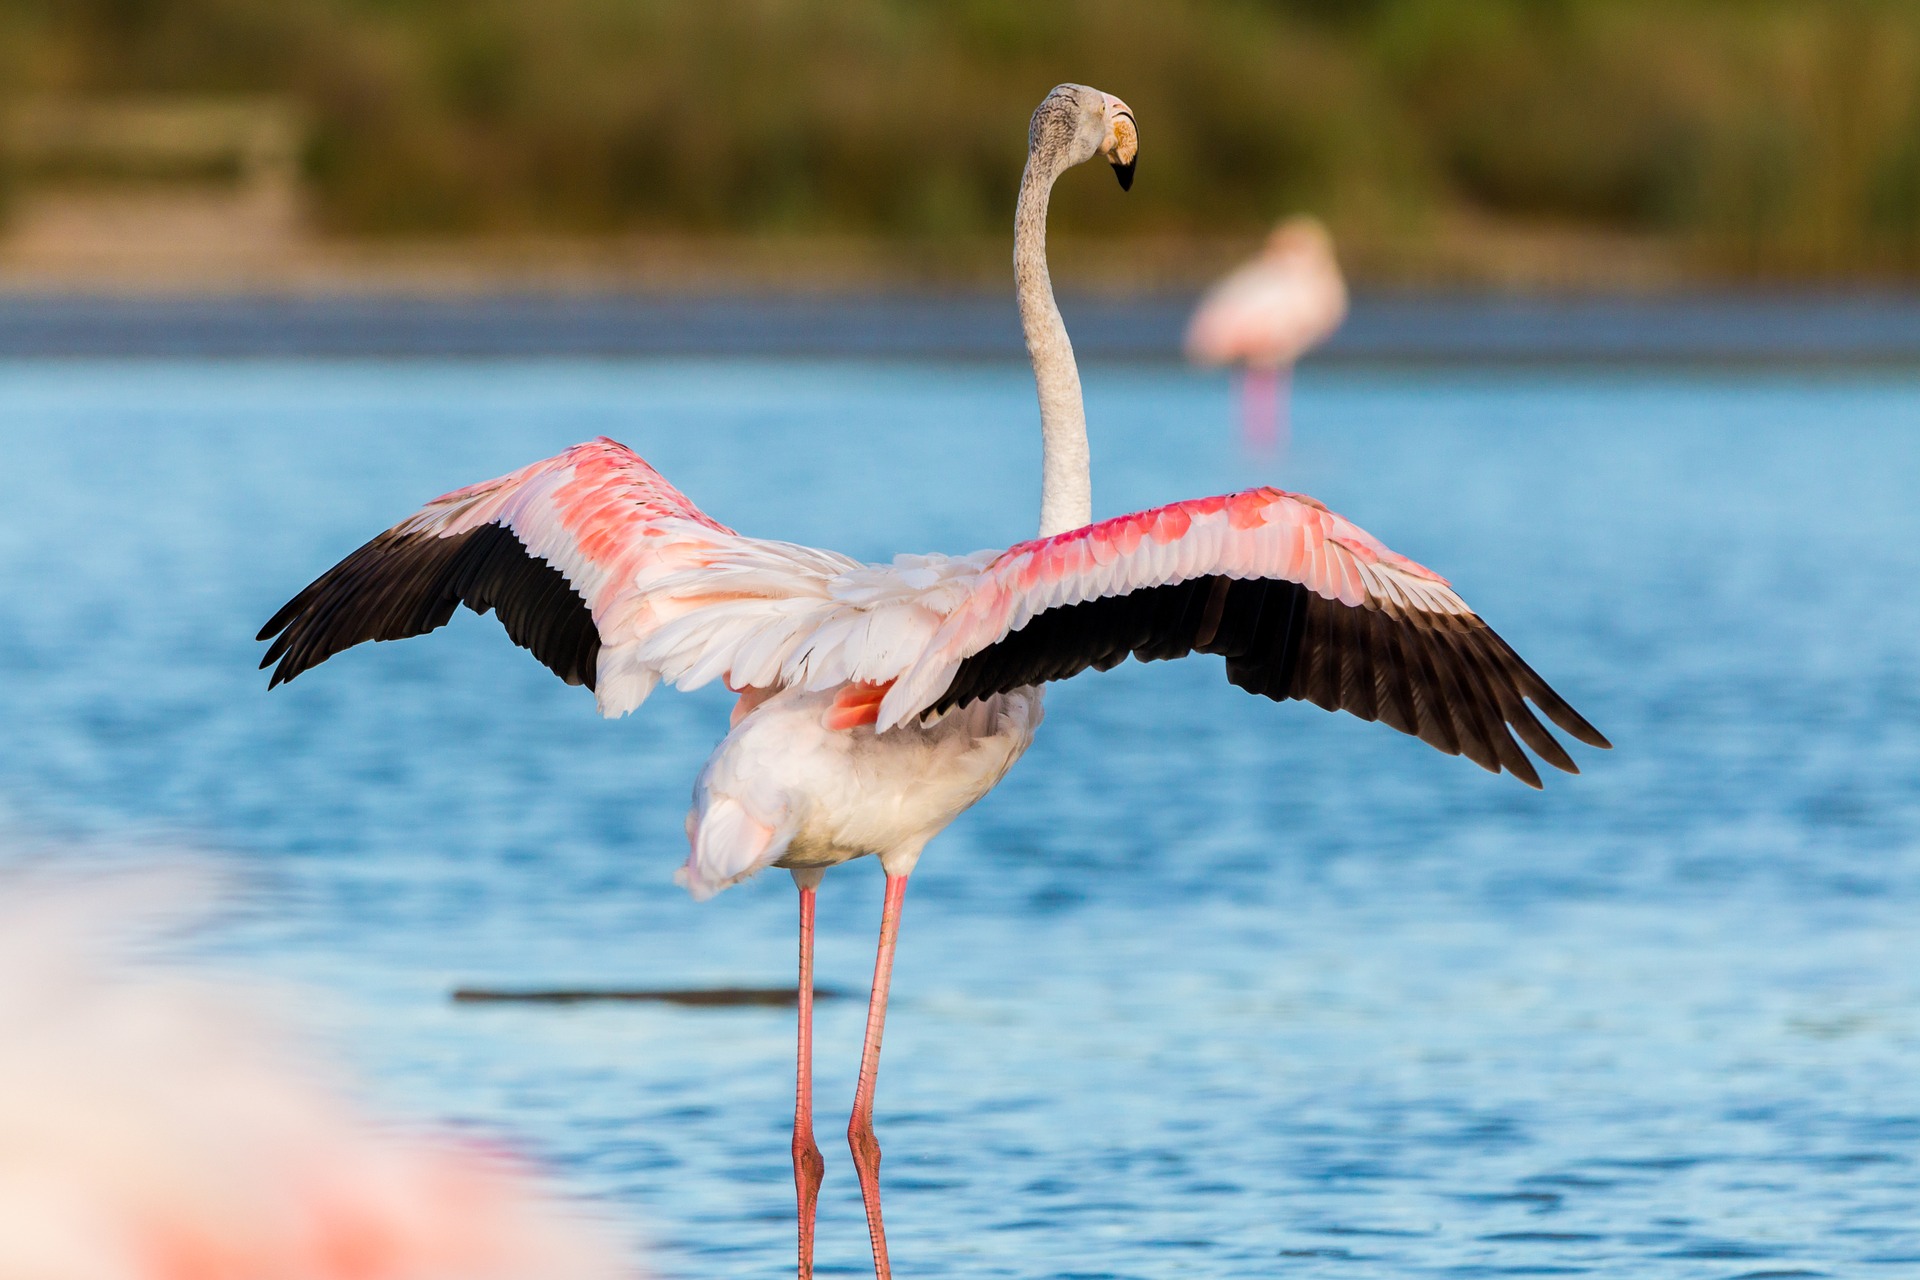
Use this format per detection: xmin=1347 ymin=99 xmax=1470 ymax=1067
xmin=1266 ymin=215 xmax=1335 ymax=262
xmin=1031 ymin=84 xmax=1137 ymax=190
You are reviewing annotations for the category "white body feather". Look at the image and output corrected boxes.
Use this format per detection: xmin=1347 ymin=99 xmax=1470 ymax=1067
xmin=680 ymin=685 xmax=1042 ymax=900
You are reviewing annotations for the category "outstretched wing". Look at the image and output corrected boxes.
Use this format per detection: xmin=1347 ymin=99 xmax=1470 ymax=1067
xmin=258 ymin=438 xmax=857 ymax=716
xmin=878 ymin=487 xmax=1607 ymax=787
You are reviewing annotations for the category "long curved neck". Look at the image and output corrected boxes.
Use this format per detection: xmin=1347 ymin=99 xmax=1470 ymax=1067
xmin=1015 ymin=145 xmax=1091 ymax=537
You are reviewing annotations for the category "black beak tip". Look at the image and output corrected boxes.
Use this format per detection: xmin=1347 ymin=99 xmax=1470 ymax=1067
xmin=1113 ymin=159 xmax=1134 ymax=191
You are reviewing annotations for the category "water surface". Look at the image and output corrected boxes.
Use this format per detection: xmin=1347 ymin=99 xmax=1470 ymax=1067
xmin=1 ymin=359 xmax=1917 ymax=1278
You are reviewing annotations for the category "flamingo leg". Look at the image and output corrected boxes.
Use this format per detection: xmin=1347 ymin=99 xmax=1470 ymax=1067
xmin=1275 ymin=361 xmax=1293 ymax=461
xmin=848 ymin=872 xmax=909 ymax=1280
xmin=1240 ymin=365 xmax=1280 ymax=454
xmin=794 ymin=880 xmax=825 ymax=1280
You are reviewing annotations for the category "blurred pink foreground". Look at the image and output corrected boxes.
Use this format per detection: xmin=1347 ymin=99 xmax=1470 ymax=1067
xmin=0 ymin=863 xmax=638 ymax=1280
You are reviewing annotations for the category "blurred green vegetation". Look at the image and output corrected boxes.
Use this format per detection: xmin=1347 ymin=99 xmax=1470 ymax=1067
xmin=3 ymin=0 xmax=1918 ymax=276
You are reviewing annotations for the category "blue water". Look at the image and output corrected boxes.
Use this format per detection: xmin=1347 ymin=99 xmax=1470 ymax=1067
xmin=3 ymin=358 xmax=1919 ymax=1278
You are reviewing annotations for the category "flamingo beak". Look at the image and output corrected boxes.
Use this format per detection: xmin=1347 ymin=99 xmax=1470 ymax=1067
xmin=1101 ymin=94 xmax=1137 ymax=192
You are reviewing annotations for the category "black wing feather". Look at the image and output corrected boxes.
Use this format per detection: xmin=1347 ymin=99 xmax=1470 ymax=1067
xmin=258 ymin=523 xmax=602 ymax=690
xmin=930 ymin=573 xmax=1607 ymax=788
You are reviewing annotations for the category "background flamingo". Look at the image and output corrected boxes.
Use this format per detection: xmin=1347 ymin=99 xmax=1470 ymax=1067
xmin=1185 ymin=215 xmax=1349 ymax=455
xmin=259 ymin=84 xmax=1605 ymax=1280
xmin=0 ymin=861 xmax=636 ymax=1280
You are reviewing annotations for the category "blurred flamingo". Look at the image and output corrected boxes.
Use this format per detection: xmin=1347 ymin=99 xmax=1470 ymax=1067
xmin=0 ymin=862 xmax=636 ymax=1280
xmin=259 ymin=84 xmax=1605 ymax=1280
xmin=1185 ymin=215 xmax=1349 ymax=454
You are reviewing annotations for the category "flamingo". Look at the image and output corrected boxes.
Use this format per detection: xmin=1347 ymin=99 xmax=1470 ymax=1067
xmin=1185 ymin=215 xmax=1349 ymax=454
xmin=257 ymin=84 xmax=1607 ymax=1280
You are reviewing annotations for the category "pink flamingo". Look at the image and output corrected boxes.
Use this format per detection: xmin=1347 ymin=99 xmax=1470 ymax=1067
xmin=259 ymin=85 xmax=1605 ymax=1280
xmin=0 ymin=864 xmax=635 ymax=1280
xmin=1185 ymin=215 xmax=1349 ymax=454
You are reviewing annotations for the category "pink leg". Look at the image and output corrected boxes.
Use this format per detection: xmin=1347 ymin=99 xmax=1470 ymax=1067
xmin=848 ymin=873 xmax=909 ymax=1280
xmin=794 ymin=883 xmax=825 ymax=1280
xmin=1240 ymin=366 xmax=1281 ymax=453
xmin=1275 ymin=362 xmax=1293 ymax=462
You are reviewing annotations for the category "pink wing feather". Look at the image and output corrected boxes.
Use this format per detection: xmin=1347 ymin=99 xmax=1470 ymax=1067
xmin=261 ymin=444 xmax=1605 ymax=785
xmin=259 ymin=438 xmax=855 ymax=717
xmin=874 ymin=487 xmax=1606 ymax=787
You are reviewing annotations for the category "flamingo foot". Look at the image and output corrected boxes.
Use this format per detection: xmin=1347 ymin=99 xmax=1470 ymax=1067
xmin=848 ymin=872 xmax=909 ymax=1280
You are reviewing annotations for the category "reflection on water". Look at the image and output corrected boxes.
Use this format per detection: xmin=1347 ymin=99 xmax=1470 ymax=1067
xmin=2 ymin=358 xmax=1918 ymax=1278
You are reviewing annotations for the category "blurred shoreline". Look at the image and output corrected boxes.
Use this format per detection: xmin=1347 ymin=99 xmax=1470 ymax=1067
xmin=5 ymin=283 xmax=1920 ymax=366
xmin=8 ymin=201 xmax=1920 ymax=365
xmin=0 ymin=217 xmax=1698 ymax=297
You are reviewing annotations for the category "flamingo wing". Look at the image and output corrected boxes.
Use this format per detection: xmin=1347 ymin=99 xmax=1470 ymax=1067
xmin=878 ymin=487 xmax=1608 ymax=788
xmin=258 ymin=438 xmax=858 ymax=716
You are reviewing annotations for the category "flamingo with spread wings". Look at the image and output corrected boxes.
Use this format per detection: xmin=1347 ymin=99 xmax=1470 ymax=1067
xmin=260 ymin=85 xmax=1607 ymax=1280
